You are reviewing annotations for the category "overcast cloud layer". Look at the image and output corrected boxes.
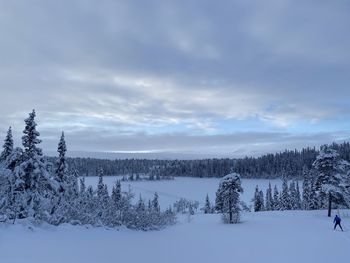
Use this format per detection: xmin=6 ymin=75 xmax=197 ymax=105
xmin=0 ymin=0 xmax=350 ymax=158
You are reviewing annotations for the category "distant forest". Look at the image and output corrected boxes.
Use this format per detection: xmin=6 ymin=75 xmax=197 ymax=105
xmin=47 ymin=142 xmax=350 ymax=179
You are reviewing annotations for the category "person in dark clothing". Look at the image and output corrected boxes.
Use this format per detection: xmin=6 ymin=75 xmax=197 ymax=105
xmin=334 ymin=215 xmax=343 ymax=231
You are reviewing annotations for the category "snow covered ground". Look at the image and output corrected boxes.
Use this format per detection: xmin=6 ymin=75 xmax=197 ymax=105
xmin=1 ymin=210 xmax=349 ymax=263
xmin=84 ymin=176 xmax=285 ymax=208
xmin=1 ymin=177 xmax=347 ymax=263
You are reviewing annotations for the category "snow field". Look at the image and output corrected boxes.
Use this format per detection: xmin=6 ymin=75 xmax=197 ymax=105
xmin=1 ymin=210 xmax=349 ymax=263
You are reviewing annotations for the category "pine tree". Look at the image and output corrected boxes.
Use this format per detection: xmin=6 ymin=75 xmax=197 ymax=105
xmin=56 ymin=132 xmax=67 ymax=185
xmin=22 ymin=110 xmax=43 ymax=159
xmin=308 ymin=177 xmax=319 ymax=210
xmin=152 ymin=192 xmax=160 ymax=213
xmin=203 ymin=194 xmax=212 ymax=214
xmin=280 ymin=178 xmax=290 ymax=210
xmin=15 ymin=110 xmax=58 ymax=219
xmin=259 ymin=190 xmax=265 ymax=211
xmin=136 ymin=195 xmax=146 ymax=212
xmin=97 ymin=168 xmax=105 ymax=199
xmin=265 ymin=183 xmax=273 ymax=211
xmin=79 ymin=176 xmax=86 ymax=195
xmin=302 ymin=177 xmax=311 ymax=210
xmin=111 ymin=180 xmax=121 ymax=206
xmin=313 ymin=145 xmax=350 ymax=216
xmin=289 ymin=181 xmax=298 ymax=210
xmin=296 ymin=181 xmax=301 ymax=209
xmin=0 ymin=127 xmax=14 ymax=161
xmin=273 ymin=185 xmax=280 ymax=210
xmin=215 ymin=173 xmax=243 ymax=223
xmin=253 ymin=185 xmax=263 ymax=212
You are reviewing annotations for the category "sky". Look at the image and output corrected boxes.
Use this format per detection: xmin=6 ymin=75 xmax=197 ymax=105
xmin=0 ymin=0 xmax=350 ymax=159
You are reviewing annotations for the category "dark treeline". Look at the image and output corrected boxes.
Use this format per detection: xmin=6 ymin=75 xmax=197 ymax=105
xmin=44 ymin=157 xmax=234 ymax=178
xmin=47 ymin=142 xmax=350 ymax=179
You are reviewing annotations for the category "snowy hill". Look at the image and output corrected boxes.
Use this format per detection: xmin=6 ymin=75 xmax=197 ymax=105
xmin=1 ymin=210 xmax=349 ymax=263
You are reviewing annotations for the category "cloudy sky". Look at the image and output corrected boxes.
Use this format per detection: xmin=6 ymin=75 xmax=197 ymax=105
xmin=0 ymin=0 xmax=350 ymax=158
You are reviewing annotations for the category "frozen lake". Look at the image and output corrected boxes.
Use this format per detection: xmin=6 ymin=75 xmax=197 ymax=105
xmin=84 ymin=176 xmax=285 ymax=208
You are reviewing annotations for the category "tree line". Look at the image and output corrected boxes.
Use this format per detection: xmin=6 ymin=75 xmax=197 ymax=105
xmin=252 ymin=146 xmax=350 ymax=216
xmin=46 ymin=143 xmax=350 ymax=179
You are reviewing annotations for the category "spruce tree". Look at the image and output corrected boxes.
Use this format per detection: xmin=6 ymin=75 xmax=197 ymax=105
xmin=152 ymin=192 xmax=160 ymax=213
xmin=16 ymin=110 xmax=57 ymax=219
xmin=289 ymin=181 xmax=298 ymax=210
xmin=280 ymin=178 xmax=290 ymax=210
xmin=56 ymin=132 xmax=67 ymax=185
xmin=253 ymin=185 xmax=263 ymax=212
xmin=111 ymin=180 xmax=122 ymax=206
xmin=0 ymin=127 xmax=14 ymax=161
xmin=136 ymin=195 xmax=146 ymax=212
xmin=97 ymin=168 xmax=105 ymax=199
xmin=313 ymin=145 xmax=350 ymax=216
xmin=296 ymin=181 xmax=301 ymax=209
xmin=79 ymin=176 xmax=86 ymax=195
xmin=265 ymin=183 xmax=273 ymax=211
xmin=302 ymin=177 xmax=311 ymax=210
xmin=308 ymin=178 xmax=319 ymax=210
xmin=273 ymin=185 xmax=280 ymax=210
xmin=22 ymin=110 xmax=43 ymax=159
xmin=215 ymin=173 xmax=243 ymax=223
xmin=204 ymin=194 xmax=212 ymax=214
xmin=259 ymin=190 xmax=265 ymax=211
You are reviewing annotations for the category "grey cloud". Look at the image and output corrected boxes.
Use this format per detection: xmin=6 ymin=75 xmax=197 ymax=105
xmin=0 ymin=0 xmax=350 ymax=156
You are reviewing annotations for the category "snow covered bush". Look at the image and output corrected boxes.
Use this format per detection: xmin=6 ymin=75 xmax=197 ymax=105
xmin=173 ymin=198 xmax=199 ymax=214
xmin=215 ymin=173 xmax=243 ymax=224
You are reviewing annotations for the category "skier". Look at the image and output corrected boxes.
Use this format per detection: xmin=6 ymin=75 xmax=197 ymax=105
xmin=333 ymin=215 xmax=343 ymax=231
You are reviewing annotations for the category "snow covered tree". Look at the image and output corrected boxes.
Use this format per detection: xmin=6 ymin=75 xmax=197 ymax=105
xmin=289 ymin=181 xmax=298 ymax=210
xmin=56 ymin=132 xmax=67 ymax=186
xmin=111 ymin=180 xmax=122 ymax=206
xmin=97 ymin=168 xmax=105 ymax=200
xmin=203 ymin=194 xmax=213 ymax=214
xmin=280 ymin=178 xmax=290 ymax=210
xmin=14 ymin=110 xmax=59 ymax=220
xmin=215 ymin=173 xmax=243 ymax=224
xmin=302 ymin=177 xmax=311 ymax=210
xmin=0 ymin=127 xmax=14 ymax=161
xmin=259 ymin=190 xmax=265 ymax=211
xmin=313 ymin=145 xmax=350 ymax=216
xmin=22 ymin=110 xmax=43 ymax=159
xmin=79 ymin=176 xmax=86 ymax=195
xmin=308 ymin=178 xmax=319 ymax=210
xmin=136 ymin=195 xmax=146 ymax=212
xmin=273 ymin=185 xmax=280 ymax=210
xmin=152 ymin=192 xmax=160 ymax=213
xmin=302 ymin=168 xmax=319 ymax=210
xmin=253 ymin=185 xmax=264 ymax=212
xmin=265 ymin=183 xmax=273 ymax=211
xmin=296 ymin=181 xmax=301 ymax=209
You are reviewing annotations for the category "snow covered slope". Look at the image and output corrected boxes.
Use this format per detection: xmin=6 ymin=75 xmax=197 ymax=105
xmin=1 ymin=210 xmax=349 ymax=263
